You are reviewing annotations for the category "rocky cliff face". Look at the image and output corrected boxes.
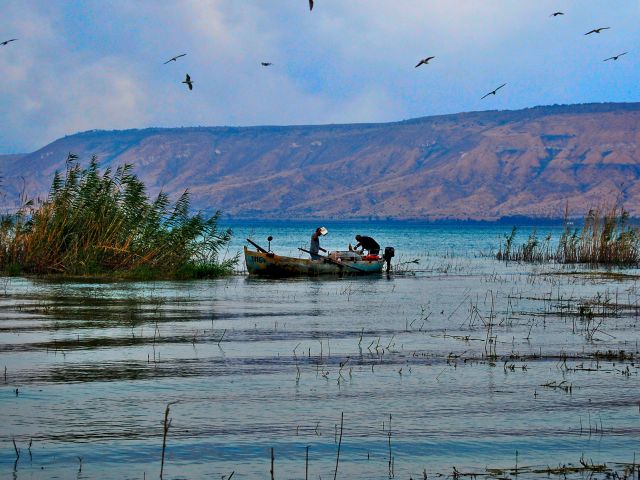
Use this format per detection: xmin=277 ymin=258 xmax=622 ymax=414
xmin=2 ymin=102 xmax=640 ymax=220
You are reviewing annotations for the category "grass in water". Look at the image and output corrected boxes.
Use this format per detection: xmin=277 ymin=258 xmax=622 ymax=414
xmin=497 ymin=204 xmax=640 ymax=265
xmin=0 ymin=153 xmax=236 ymax=278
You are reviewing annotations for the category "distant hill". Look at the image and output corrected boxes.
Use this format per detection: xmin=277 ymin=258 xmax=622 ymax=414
xmin=2 ymin=102 xmax=640 ymax=221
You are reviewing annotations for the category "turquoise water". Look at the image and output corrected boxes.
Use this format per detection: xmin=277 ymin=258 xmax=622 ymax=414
xmin=1 ymin=222 xmax=639 ymax=479
xmin=224 ymin=220 xmax=564 ymax=270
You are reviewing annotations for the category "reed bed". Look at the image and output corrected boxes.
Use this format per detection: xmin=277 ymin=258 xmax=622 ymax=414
xmin=497 ymin=205 xmax=640 ymax=265
xmin=0 ymin=154 xmax=235 ymax=278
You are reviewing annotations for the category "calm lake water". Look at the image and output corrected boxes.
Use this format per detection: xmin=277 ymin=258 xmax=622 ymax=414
xmin=1 ymin=222 xmax=639 ymax=479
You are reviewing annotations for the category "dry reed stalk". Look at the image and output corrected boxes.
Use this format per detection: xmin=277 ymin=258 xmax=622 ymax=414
xmin=305 ymin=445 xmax=309 ymax=480
xmin=160 ymin=401 xmax=178 ymax=479
xmin=334 ymin=412 xmax=344 ymax=480
xmin=12 ymin=438 xmax=19 ymax=459
xmin=270 ymin=447 xmax=275 ymax=480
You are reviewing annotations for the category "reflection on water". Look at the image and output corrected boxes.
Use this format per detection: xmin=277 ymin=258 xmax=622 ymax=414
xmin=1 ymin=223 xmax=639 ymax=479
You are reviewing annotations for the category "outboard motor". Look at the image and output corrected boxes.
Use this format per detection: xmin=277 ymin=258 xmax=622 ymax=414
xmin=383 ymin=246 xmax=395 ymax=272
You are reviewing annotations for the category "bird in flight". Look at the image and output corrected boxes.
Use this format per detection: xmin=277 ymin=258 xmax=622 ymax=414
xmin=1 ymin=38 xmax=18 ymax=46
xmin=415 ymin=56 xmax=435 ymax=68
xmin=550 ymin=12 xmax=564 ymax=17
xmin=182 ymin=74 xmax=193 ymax=90
xmin=604 ymin=52 xmax=628 ymax=61
xmin=481 ymin=83 xmax=506 ymax=99
xmin=261 ymin=62 xmax=272 ymax=66
xmin=164 ymin=53 xmax=186 ymax=64
xmin=585 ymin=27 xmax=610 ymax=35
xmin=309 ymin=0 xmax=313 ymax=11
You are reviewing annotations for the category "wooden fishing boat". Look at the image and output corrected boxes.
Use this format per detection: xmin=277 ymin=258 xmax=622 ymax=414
xmin=244 ymin=246 xmax=385 ymax=277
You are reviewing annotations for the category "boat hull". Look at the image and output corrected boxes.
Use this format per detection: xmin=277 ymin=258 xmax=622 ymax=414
xmin=244 ymin=247 xmax=384 ymax=277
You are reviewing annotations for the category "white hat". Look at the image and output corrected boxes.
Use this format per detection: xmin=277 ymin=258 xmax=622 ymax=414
xmin=319 ymin=227 xmax=328 ymax=236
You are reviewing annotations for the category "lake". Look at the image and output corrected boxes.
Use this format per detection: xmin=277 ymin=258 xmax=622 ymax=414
xmin=1 ymin=222 xmax=639 ymax=479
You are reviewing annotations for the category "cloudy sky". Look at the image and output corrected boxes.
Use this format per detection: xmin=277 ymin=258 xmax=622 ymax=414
xmin=1 ymin=0 xmax=639 ymax=153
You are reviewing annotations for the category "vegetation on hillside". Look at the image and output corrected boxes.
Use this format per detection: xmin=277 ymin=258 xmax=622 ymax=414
xmin=0 ymin=154 xmax=235 ymax=278
xmin=497 ymin=205 xmax=640 ymax=265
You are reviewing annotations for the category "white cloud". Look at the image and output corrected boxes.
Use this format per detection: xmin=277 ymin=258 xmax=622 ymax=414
xmin=0 ymin=2 xmax=153 ymax=151
xmin=1 ymin=0 xmax=640 ymax=152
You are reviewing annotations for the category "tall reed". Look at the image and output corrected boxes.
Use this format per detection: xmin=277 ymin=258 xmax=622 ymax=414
xmin=0 ymin=154 xmax=235 ymax=278
xmin=497 ymin=204 xmax=640 ymax=266
xmin=556 ymin=205 xmax=639 ymax=265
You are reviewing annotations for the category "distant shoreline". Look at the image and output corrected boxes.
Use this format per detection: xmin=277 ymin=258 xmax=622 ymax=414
xmin=220 ymin=216 xmax=576 ymax=227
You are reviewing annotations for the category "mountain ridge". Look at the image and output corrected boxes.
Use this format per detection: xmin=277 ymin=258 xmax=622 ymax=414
xmin=2 ymin=102 xmax=640 ymax=221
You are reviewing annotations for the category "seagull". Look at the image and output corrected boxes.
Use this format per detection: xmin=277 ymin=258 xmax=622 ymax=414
xmin=585 ymin=27 xmax=610 ymax=35
xmin=481 ymin=83 xmax=506 ymax=99
xmin=309 ymin=0 xmax=313 ymax=11
xmin=261 ymin=62 xmax=272 ymax=66
xmin=604 ymin=52 xmax=628 ymax=61
xmin=164 ymin=53 xmax=186 ymax=64
xmin=182 ymin=73 xmax=193 ymax=90
xmin=550 ymin=12 xmax=564 ymax=17
xmin=415 ymin=56 xmax=435 ymax=68
xmin=1 ymin=38 xmax=18 ymax=46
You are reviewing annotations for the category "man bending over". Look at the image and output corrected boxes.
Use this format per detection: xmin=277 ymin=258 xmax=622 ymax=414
xmin=352 ymin=235 xmax=380 ymax=255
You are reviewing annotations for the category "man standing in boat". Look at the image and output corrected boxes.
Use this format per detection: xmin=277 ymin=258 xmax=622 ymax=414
xmin=352 ymin=234 xmax=380 ymax=256
xmin=310 ymin=227 xmax=328 ymax=259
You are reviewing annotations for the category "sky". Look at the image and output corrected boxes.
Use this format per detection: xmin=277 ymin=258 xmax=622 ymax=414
xmin=1 ymin=0 xmax=639 ymax=153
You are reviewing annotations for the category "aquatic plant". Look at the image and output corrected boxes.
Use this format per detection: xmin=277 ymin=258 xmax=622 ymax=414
xmin=497 ymin=204 xmax=640 ymax=266
xmin=557 ymin=204 xmax=639 ymax=265
xmin=0 ymin=153 xmax=235 ymax=278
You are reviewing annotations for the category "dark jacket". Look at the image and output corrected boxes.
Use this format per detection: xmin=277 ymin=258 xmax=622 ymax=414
xmin=355 ymin=236 xmax=380 ymax=254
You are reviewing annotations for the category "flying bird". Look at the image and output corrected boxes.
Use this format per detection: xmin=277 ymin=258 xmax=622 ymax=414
xmin=585 ymin=27 xmax=610 ymax=35
xmin=182 ymin=73 xmax=193 ymax=90
xmin=309 ymin=0 xmax=313 ymax=11
xmin=1 ymin=38 xmax=18 ymax=46
xmin=415 ymin=56 xmax=435 ymax=68
xmin=481 ymin=83 xmax=507 ymax=99
xmin=604 ymin=52 xmax=628 ymax=61
xmin=261 ymin=62 xmax=272 ymax=66
xmin=550 ymin=12 xmax=564 ymax=17
xmin=164 ymin=53 xmax=186 ymax=64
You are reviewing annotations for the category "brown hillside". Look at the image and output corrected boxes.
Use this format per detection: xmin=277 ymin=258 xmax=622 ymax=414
xmin=1 ymin=103 xmax=639 ymax=220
